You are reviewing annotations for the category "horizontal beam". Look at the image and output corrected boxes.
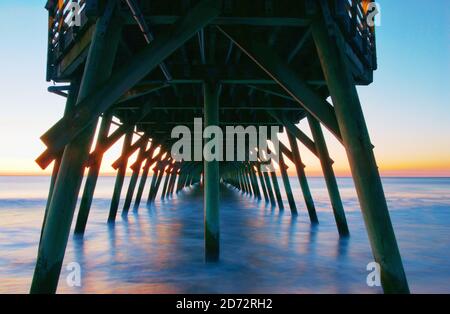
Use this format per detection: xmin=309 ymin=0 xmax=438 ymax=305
xmin=125 ymin=15 xmax=310 ymax=27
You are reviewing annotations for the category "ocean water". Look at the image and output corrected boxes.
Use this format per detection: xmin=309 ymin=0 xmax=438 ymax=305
xmin=0 ymin=176 xmax=449 ymax=294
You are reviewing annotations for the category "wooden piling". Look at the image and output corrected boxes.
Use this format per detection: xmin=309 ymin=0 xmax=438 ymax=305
xmin=270 ymin=172 xmax=284 ymax=210
xmin=256 ymin=166 xmax=270 ymax=203
xmin=31 ymin=2 xmax=122 ymax=293
xmin=279 ymin=153 xmax=298 ymax=215
xmin=74 ymin=114 xmax=113 ymax=234
xmin=263 ymin=171 xmax=277 ymax=207
xmin=287 ymin=131 xmax=318 ymax=223
xmin=312 ymin=17 xmax=409 ymax=293
xmin=203 ymin=80 xmax=220 ymax=262
xmin=122 ymin=138 xmax=148 ymax=215
xmin=108 ymin=130 xmax=133 ymax=222
xmin=308 ymin=115 xmax=349 ymax=236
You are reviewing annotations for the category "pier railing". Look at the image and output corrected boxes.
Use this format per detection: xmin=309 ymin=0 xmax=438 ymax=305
xmin=45 ymin=0 xmax=88 ymax=81
xmin=45 ymin=0 xmax=377 ymax=83
xmin=332 ymin=0 xmax=377 ymax=72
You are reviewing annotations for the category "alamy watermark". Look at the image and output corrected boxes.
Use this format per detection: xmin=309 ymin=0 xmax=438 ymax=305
xmin=66 ymin=262 xmax=81 ymax=287
xmin=366 ymin=2 xmax=381 ymax=27
xmin=65 ymin=2 xmax=81 ymax=27
xmin=366 ymin=261 xmax=381 ymax=287
xmin=171 ymin=118 xmax=280 ymax=172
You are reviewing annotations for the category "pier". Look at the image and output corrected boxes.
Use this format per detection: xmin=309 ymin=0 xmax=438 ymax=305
xmin=32 ymin=0 xmax=409 ymax=294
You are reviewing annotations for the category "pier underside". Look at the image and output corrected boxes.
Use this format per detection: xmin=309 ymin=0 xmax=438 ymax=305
xmin=32 ymin=0 xmax=409 ymax=294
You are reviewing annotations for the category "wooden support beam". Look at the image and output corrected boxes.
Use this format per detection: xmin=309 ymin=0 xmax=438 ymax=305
xmin=270 ymin=172 xmax=284 ymax=210
xmin=312 ymin=16 xmax=409 ymax=293
xmin=287 ymin=131 xmax=318 ymax=224
xmin=40 ymin=0 xmax=223 ymax=154
xmin=112 ymin=134 xmax=149 ymax=170
xmin=248 ymin=164 xmax=261 ymax=200
xmin=74 ymin=114 xmax=113 ymax=235
xmin=256 ymin=166 xmax=270 ymax=203
xmin=279 ymin=153 xmax=298 ymax=215
xmin=39 ymin=79 xmax=80 ymax=243
xmin=308 ymin=115 xmax=349 ymax=236
xmin=203 ymin=80 xmax=220 ymax=262
xmin=216 ymin=26 xmax=342 ymax=142
xmin=133 ymin=148 xmax=159 ymax=210
xmin=122 ymin=137 xmax=149 ymax=215
xmin=263 ymin=171 xmax=276 ymax=207
xmin=31 ymin=2 xmax=122 ymax=294
xmin=269 ymin=111 xmax=320 ymax=159
xmin=160 ymin=167 xmax=172 ymax=200
xmin=147 ymin=170 xmax=159 ymax=204
xmin=125 ymin=15 xmax=310 ymax=27
xmin=108 ymin=130 xmax=133 ymax=222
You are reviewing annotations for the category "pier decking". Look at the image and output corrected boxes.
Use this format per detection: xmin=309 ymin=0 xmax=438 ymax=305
xmin=32 ymin=0 xmax=409 ymax=294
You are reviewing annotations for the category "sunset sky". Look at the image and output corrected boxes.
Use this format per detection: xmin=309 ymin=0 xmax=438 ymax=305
xmin=0 ymin=0 xmax=448 ymax=177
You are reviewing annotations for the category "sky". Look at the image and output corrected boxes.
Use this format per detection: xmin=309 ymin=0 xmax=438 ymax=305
xmin=0 ymin=0 xmax=448 ymax=176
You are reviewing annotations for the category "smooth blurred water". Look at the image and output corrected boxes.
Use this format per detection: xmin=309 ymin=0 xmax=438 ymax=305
xmin=0 ymin=176 xmax=449 ymax=293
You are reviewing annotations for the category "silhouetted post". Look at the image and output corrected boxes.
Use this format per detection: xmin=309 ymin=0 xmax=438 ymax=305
xmin=263 ymin=171 xmax=276 ymax=207
xmin=133 ymin=153 xmax=156 ymax=210
xmin=308 ymin=115 xmax=349 ymax=236
xmin=248 ymin=165 xmax=261 ymax=200
xmin=122 ymin=138 xmax=148 ymax=215
xmin=312 ymin=17 xmax=409 ymax=293
xmin=40 ymin=80 xmax=80 ymax=242
xmin=203 ymin=80 xmax=220 ymax=262
xmin=151 ymin=165 xmax=166 ymax=201
xmin=161 ymin=166 xmax=172 ymax=199
xmin=256 ymin=166 xmax=270 ymax=202
xmin=287 ymin=131 xmax=318 ymax=223
xmin=147 ymin=169 xmax=159 ymax=204
xmin=31 ymin=2 xmax=122 ymax=293
xmin=279 ymin=153 xmax=298 ymax=215
xmin=74 ymin=114 xmax=113 ymax=234
xmin=270 ymin=172 xmax=284 ymax=210
xmin=108 ymin=130 xmax=133 ymax=222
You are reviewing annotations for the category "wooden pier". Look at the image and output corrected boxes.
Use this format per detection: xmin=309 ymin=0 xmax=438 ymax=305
xmin=32 ymin=0 xmax=409 ymax=293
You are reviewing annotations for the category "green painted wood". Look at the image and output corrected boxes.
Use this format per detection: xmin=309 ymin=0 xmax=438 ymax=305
xmin=312 ymin=17 xmax=409 ymax=293
xmin=279 ymin=153 xmax=298 ymax=215
xmin=108 ymin=130 xmax=133 ymax=222
xmin=270 ymin=171 xmax=284 ymax=210
xmin=287 ymin=131 xmax=318 ymax=224
xmin=122 ymin=138 xmax=148 ymax=215
xmin=203 ymin=81 xmax=220 ymax=262
xmin=263 ymin=171 xmax=276 ymax=207
xmin=308 ymin=115 xmax=349 ymax=236
xmin=31 ymin=2 xmax=122 ymax=294
xmin=74 ymin=114 xmax=113 ymax=235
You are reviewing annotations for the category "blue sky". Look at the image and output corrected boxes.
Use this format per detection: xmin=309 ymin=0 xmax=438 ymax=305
xmin=0 ymin=0 xmax=448 ymax=175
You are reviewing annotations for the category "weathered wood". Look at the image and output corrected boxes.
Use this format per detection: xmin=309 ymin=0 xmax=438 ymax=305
xmin=122 ymin=138 xmax=149 ymax=215
xmin=279 ymin=153 xmax=298 ymax=215
xmin=74 ymin=114 xmax=113 ymax=235
xmin=287 ymin=131 xmax=318 ymax=223
xmin=263 ymin=171 xmax=276 ymax=207
xmin=270 ymin=172 xmax=284 ymax=210
xmin=256 ymin=166 xmax=270 ymax=203
xmin=108 ymin=130 xmax=133 ymax=222
xmin=204 ymin=80 xmax=220 ymax=262
xmin=31 ymin=2 xmax=122 ymax=294
xmin=312 ymin=16 xmax=409 ymax=293
xmin=308 ymin=114 xmax=349 ymax=236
